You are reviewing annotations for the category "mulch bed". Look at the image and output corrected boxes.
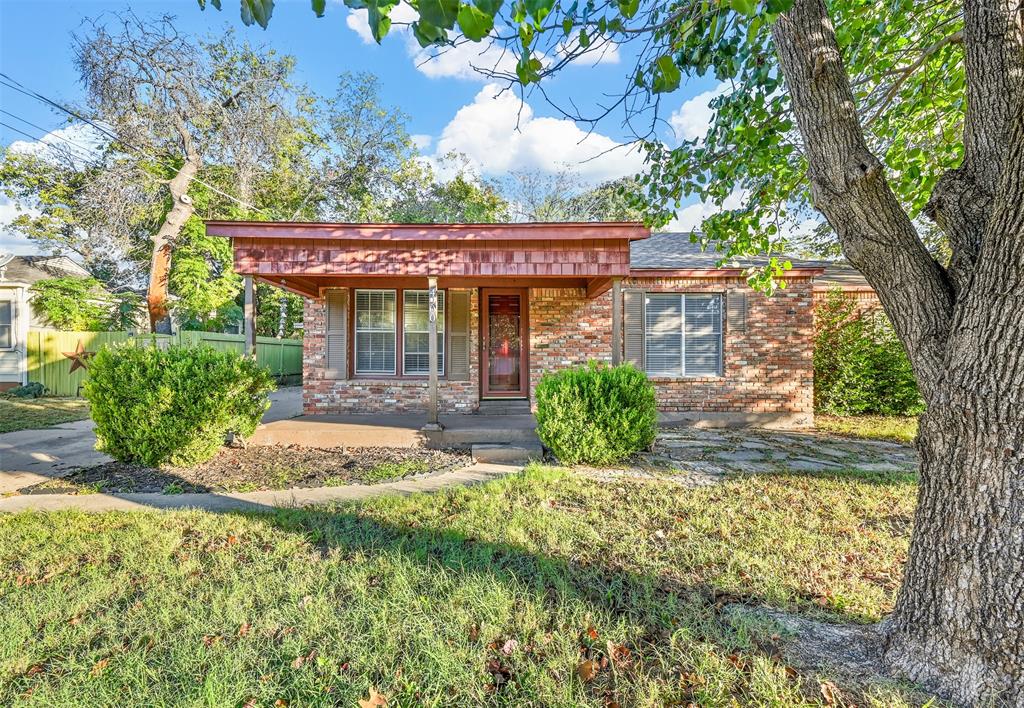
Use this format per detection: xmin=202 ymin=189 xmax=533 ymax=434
xmin=21 ymin=445 xmax=472 ymax=495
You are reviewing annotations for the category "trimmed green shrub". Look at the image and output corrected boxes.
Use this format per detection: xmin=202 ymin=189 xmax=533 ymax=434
xmin=535 ymin=362 xmax=657 ymax=465
xmin=814 ymin=290 xmax=924 ymax=416
xmin=83 ymin=343 xmax=274 ymax=467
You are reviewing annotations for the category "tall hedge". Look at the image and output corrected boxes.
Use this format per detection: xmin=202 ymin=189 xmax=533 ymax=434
xmin=83 ymin=343 xmax=274 ymax=466
xmin=534 ymin=362 xmax=657 ymax=465
xmin=814 ymin=290 xmax=923 ymax=416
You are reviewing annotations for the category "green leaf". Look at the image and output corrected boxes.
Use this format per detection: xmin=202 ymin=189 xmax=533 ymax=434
xmin=419 ymin=0 xmax=460 ymax=30
xmin=650 ymin=54 xmax=681 ymax=94
xmin=458 ymin=3 xmax=494 ymax=40
xmin=516 ymin=52 xmax=542 ymax=84
xmin=617 ymin=0 xmax=639 ymax=19
xmin=311 ymin=0 xmax=326 ymax=17
xmin=523 ymin=0 xmax=555 ymax=25
xmin=240 ymin=0 xmax=274 ymax=28
xmin=562 ymin=17 xmax=573 ymax=36
xmin=578 ymin=28 xmax=590 ymax=48
xmin=412 ymin=19 xmax=446 ymax=46
xmin=730 ymin=0 xmax=757 ymax=16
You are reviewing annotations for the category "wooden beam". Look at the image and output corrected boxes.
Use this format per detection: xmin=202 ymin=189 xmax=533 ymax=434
xmin=255 ymin=275 xmax=319 ymax=299
xmin=587 ymin=277 xmax=613 ymax=298
xmin=423 ymin=277 xmax=443 ymax=432
xmin=243 ymin=275 xmax=256 ymax=359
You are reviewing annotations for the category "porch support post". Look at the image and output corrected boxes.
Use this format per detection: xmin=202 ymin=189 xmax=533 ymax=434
xmin=611 ymin=277 xmax=622 ymax=365
xmin=423 ymin=276 xmax=444 ymax=431
xmin=243 ymin=275 xmax=256 ymax=359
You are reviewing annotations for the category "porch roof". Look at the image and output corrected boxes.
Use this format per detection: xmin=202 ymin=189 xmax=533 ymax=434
xmin=208 ymin=220 xmax=650 ymax=298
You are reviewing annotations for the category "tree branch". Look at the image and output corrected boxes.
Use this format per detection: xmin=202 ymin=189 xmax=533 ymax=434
xmin=925 ymin=0 xmax=1024 ymax=294
xmin=771 ymin=0 xmax=956 ymax=401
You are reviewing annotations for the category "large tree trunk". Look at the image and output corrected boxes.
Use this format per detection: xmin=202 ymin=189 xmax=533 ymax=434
xmin=772 ymin=0 xmax=1024 ymax=702
xmin=147 ymin=154 xmax=200 ymax=333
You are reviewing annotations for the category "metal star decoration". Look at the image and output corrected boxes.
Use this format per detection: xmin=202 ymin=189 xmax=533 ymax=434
xmin=62 ymin=340 xmax=95 ymax=374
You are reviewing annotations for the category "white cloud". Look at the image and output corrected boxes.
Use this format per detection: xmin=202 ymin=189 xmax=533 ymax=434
xmin=410 ymin=134 xmax=433 ymax=152
xmin=346 ymin=4 xmax=524 ymax=81
xmin=8 ymin=122 xmax=107 ymax=167
xmin=557 ymin=36 xmax=620 ymax=65
xmin=664 ymin=190 xmax=746 ymax=232
xmin=669 ymin=81 xmax=730 ymax=144
xmin=430 ymin=83 xmax=644 ymax=183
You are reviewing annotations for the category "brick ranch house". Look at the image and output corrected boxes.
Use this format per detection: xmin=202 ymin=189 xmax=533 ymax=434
xmin=208 ymin=221 xmax=866 ymax=430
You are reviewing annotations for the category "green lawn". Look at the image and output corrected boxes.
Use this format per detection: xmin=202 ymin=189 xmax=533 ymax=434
xmin=816 ymin=415 xmax=919 ymax=444
xmin=0 ymin=465 xmax=927 ymax=706
xmin=0 ymin=397 xmax=91 ymax=434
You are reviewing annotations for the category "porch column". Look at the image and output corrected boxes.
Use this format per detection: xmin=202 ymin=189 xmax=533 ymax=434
xmin=243 ymin=275 xmax=256 ymax=359
xmin=611 ymin=277 xmax=623 ymax=365
xmin=423 ymin=276 xmax=443 ymax=431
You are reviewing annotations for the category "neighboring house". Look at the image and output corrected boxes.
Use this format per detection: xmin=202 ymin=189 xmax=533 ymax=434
xmin=0 ymin=253 xmax=92 ymax=390
xmin=207 ymin=221 xmax=849 ymax=428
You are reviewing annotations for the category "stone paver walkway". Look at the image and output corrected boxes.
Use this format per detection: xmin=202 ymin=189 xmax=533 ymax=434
xmin=583 ymin=426 xmax=918 ymax=487
xmin=0 ymin=462 xmax=519 ymax=514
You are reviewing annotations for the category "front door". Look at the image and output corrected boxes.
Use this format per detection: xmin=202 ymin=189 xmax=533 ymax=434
xmin=481 ymin=288 xmax=528 ymax=398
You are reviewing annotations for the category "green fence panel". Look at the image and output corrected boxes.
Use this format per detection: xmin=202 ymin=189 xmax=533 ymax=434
xmin=27 ymin=329 xmax=303 ymax=396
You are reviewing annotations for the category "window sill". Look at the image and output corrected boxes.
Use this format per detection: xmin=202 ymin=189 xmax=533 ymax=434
xmin=646 ymin=375 xmax=725 ymax=382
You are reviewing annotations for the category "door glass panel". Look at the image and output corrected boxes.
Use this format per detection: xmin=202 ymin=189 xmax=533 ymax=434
xmin=487 ymin=294 xmax=521 ymax=392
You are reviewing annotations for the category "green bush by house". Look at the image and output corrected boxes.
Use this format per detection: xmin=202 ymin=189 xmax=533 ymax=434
xmin=814 ymin=290 xmax=924 ymax=416
xmin=83 ymin=344 xmax=274 ymax=466
xmin=535 ymin=362 xmax=657 ymax=465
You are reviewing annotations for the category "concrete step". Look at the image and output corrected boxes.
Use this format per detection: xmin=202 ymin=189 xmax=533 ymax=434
xmin=471 ymin=442 xmax=544 ymax=464
xmin=477 ymin=399 xmax=532 ymax=415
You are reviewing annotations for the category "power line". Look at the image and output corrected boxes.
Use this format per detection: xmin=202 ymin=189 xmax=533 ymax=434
xmin=0 ymin=72 xmax=269 ymax=215
xmin=0 ymin=109 xmax=102 ymax=162
xmin=0 ymin=120 xmax=97 ymax=165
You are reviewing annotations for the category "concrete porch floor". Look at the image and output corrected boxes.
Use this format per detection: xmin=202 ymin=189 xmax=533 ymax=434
xmin=250 ymin=413 xmax=539 ymax=449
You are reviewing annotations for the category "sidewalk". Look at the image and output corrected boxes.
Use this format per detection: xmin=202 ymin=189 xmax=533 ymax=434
xmin=0 ymin=462 xmax=519 ymax=513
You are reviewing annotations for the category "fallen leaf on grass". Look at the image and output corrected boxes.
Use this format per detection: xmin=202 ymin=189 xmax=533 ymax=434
xmin=587 ymin=626 xmax=599 ymax=640
xmin=606 ymin=642 xmax=632 ymax=668
xmin=242 ymin=698 xmax=257 ymax=708
xmin=358 ymin=687 xmax=388 ymax=707
xmin=577 ymin=659 xmax=599 ymax=682
xmin=501 ymin=639 xmax=519 ymax=655
xmin=238 ymin=622 xmax=251 ymax=637
xmin=90 ymin=658 xmax=109 ymax=677
xmin=819 ymin=679 xmax=845 ymax=705
xmin=24 ymin=664 xmax=44 ymax=677
xmin=274 ymin=699 xmax=289 ymax=707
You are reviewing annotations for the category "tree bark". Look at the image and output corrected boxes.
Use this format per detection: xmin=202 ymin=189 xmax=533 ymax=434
xmin=147 ymin=154 xmax=200 ymax=332
xmin=772 ymin=0 xmax=1024 ymax=702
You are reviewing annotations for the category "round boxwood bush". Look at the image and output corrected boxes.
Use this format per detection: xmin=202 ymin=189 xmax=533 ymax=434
xmin=83 ymin=343 xmax=275 ymax=467
xmin=534 ymin=362 xmax=657 ymax=465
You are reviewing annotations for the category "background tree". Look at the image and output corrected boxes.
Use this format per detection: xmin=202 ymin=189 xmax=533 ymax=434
xmin=499 ymin=171 xmax=643 ymax=222
xmin=29 ymin=277 xmax=141 ymax=331
xmin=204 ymin=0 xmax=1024 ymax=701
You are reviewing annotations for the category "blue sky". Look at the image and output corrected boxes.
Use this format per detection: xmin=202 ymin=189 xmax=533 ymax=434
xmin=0 ymin=0 xmax=730 ymax=254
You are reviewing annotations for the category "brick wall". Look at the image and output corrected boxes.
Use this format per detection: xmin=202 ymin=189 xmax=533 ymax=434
xmin=624 ymin=276 xmax=816 ymax=415
xmin=302 ymin=288 xmax=480 ymax=415
xmin=301 ymin=279 xmax=815 ymax=420
xmin=528 ymin=287 xmax=613 ymax=402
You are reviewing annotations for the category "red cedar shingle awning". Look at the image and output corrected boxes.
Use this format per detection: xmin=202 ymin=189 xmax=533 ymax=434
xmin=207 ymin=221 xmax=650 ymax=298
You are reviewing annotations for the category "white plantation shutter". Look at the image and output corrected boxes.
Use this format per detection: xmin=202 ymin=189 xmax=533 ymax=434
xmin=684 ymin=294 xmax=723 ymax=376
xmin=325 ymin=290 xmax=347 ymax=379
xmin=644 ymin=294 xmax=683 ymax=376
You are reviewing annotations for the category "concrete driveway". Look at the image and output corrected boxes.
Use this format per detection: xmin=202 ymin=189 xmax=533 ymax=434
xmin=0 ymin=386 xmax=302 ymax=494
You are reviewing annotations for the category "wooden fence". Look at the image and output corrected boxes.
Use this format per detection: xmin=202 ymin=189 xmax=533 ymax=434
xmin=27 ymin=329 xmax=303 ymax=397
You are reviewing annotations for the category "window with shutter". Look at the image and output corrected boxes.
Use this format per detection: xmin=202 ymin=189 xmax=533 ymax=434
xmin=645 ymin=294 xmax=683 ymax=376
xmin=684 ymin=294 xmax=723 ymax=376
xmin=354 ymin=289 xmax=397 ymax=375
xmin=325 ymin=290 xmax=347 ymax=379
xmin=642 ymin=293 xmax=723 ymax=377
xmin=403 ymin=290 xmax=445 ymax=375
xmin=447 ymin=290 xmax=471 ymax=381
